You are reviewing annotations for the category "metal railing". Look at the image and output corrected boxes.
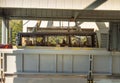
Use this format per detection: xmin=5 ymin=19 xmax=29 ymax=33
xmin=0 ymin=53 xmax=5 ymax=83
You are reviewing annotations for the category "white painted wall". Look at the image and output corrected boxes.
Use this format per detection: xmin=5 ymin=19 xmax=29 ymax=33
xmin=1 ymin=48 xmax=120 ymax=83
xmin=2 ymin=48 xmax=113 ymax=75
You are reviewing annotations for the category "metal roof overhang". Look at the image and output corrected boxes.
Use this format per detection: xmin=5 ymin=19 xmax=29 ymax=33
xmin=0 ymin=8 xmax=120 ymax=21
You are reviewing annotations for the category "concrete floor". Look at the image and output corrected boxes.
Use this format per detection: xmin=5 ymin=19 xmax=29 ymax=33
xmin=5 ymin=77 xmax=120 ymax=83
xmin=94 ymin=76 xmax=120 ymax=83
xmin=6 ymin=77 xmax=87 ymax=83
xmin=95 ymin=79 xmax=120 ymax=83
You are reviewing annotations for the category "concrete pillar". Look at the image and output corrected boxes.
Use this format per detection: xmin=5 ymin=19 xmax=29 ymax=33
xmin=96 ymin=22 xmax=109 ymax=48
xmin=9 ymin=27 xmax=12 ymax=44
xmin=109 ymin=22 xmax=120 ymax=51
xmin=47 ymin=21 xmax=53 ymax=27
xmin=59 ymin=21 xmax=61 ymax=27
xmin=1 ymin=18 xmax=9 ymax=44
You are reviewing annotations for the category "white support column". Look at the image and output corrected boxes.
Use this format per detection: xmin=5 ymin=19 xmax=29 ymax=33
xmin=1 ymin=18 xmax=9 ymax=44
xmin=96 ymin=22 xmax=109 ymax=48
xmin=47 ymin=21 xmax=53 ymax=27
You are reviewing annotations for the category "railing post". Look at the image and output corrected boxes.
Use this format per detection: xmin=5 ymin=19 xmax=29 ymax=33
xmin=87 ymin=55 xmax=94 ymax=83
xmin=0 ymin=53 xmax=5 ymax=83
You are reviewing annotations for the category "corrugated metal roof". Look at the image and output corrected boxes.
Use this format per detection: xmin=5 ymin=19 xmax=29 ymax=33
xmin=0 ymin=0 xmax=120 ymax=10
xmin=0 ymin=0 xmax=120 ymax=21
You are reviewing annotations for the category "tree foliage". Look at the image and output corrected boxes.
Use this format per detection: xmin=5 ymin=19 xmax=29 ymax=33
xmin=9 ymin=20 xmax=22 ymax=45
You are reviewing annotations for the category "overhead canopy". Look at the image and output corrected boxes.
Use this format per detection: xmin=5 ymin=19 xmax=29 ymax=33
xmin=0 ymin=8 xmax=120 ymax=21
xmin=0 ymin=0 xmax=120 ymax=21
xmin=0 ymin=0 xmax=119 ymax=10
